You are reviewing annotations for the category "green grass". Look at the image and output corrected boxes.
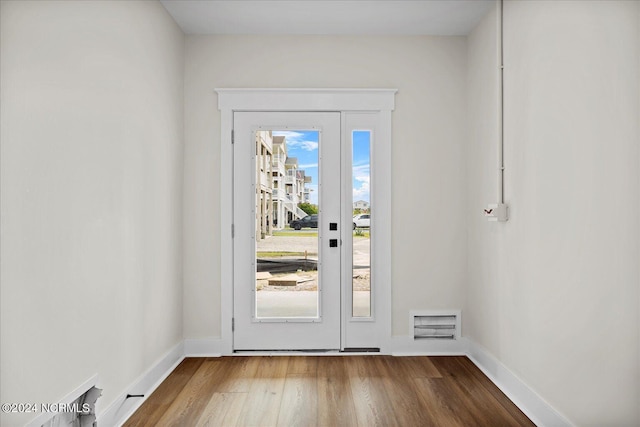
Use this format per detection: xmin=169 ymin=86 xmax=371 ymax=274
xmin=269 ymin=230 xmax=368 ymax=238
xmin=272 ymin=231 xmax=318 ymax=237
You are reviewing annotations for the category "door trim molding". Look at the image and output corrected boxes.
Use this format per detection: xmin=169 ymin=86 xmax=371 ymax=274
xmin=217 ymin=88 xmax=397 ymax=355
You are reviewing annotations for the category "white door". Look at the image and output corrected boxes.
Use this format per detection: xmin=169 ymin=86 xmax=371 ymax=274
xmin=233 ymin=112 xmax=341 ymax=350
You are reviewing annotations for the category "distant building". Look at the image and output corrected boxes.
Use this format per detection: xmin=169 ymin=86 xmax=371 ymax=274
xmin=256 ymin=132 xmax=310 ymax=237
xmin=271 ymin=136 xmax=287 ymax=231
xmin=283 ymin=157 xmax=310 ymax=225
xmin=256 ymin=131 xmax=273 ymax=239
xmin=353 ymin=200 xmax=370 ymax=211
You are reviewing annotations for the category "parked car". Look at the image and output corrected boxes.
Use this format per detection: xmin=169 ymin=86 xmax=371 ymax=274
xmin=290 ymin=214 xmax=318 ymax=230
xmin=353 ymin=214 xmax=370 ymax=229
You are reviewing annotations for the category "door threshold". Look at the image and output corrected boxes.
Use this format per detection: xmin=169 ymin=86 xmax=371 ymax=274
xmin=232 ymin=348 xmax=381 ymax=356
xmin=342 ymin=347 xmax=381 ymax=353
xmin=233 ymin=350 xmax=340 ymax=356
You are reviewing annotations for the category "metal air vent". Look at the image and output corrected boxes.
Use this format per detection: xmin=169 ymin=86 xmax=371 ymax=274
xmin=411 ymin=310 xmax=460 ymax=340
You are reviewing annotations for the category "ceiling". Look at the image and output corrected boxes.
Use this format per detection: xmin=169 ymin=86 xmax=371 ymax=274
xmin=160 ymin=0 xmax=495 ymax=36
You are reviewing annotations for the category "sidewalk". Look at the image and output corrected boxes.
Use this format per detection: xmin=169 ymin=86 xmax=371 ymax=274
xmin=256 ymin=290 xmax=371 ymax=317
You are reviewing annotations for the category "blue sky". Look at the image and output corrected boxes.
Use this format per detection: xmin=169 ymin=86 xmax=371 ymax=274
xmin=272 ymin=130 xmax=370 ymax=205
xmin=352 ymin=131 xmax=371 ymax=204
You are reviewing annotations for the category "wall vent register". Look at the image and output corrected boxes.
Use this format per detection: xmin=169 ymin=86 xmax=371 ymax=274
xmin=411 ymin=311 xmax=460 ymax=340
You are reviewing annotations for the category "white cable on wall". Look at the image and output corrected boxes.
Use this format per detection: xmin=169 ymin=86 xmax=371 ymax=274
xmin=499 ymin=0 xmax=505 ymax=205
xmin=485 ymin=0 xmax=509 ymax=222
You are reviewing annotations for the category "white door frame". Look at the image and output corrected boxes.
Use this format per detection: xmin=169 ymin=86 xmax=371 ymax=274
xmin=217 ymin=88 xmax=396 ymax=355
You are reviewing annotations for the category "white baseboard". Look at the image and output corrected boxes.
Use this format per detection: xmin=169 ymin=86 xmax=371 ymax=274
xmin=389 ymin=335 xmax=469 ymax=356
xmin=184 ymin=338 xmax=223 ymax=357
xmin=386 ymin=335 xmax=571 ymax=427
xmin=98 ymin=341 xmax=184 ymax=427
xmin=466 ymin=340 xmax=574 ymax=427
xmin=97 ymin=338 xmax=220 ymax=426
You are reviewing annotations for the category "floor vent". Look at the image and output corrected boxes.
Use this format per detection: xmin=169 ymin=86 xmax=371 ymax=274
xmin=411 ymin=310 xmax=460 ymax=340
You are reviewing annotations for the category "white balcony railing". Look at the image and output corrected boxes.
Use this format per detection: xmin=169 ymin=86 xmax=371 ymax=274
xmin=258 ymin=171 xmax=270 ymax=189
xmin=272 ymin=158 xmax=286 ymax=176
xmin=272 ymin=188 xmax=288 ymax=200
xmin=281 ymin=199 xmax=307 ymax=220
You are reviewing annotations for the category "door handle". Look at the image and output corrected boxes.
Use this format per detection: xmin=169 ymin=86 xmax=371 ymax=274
xmin=329 ymin=239 xmax=338 ymax=247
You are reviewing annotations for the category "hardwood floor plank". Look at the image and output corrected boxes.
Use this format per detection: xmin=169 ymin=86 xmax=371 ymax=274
xmin=344 ymin=355 xmax=382 ymax=377
xmin=375 ymin=356 xmax=437 ymax=426
xmin=350 ymin=377 xmax=400 ymax=427
xmin=276 ymin=374 xmax=318 ymax=427
xmin=125 ymin=355 xmax=535 ymax=427
xmin=195 ymin=392 xmax=248 ymax=427
xmin=154 ymin=358 xmax=233 ymax=426
xmin=317 ymin=357 xmax=358 ymax=427
xmin=395 ymin=355 xmax=443 ymax=378
xmin=123 ymin=358 xmax=204 ymax=427
xmin=216 ymin=356 xmax=261 ymax=393
xmin=345 ymin=356 xmax=400 ymax=427
xmin=457 ymin=356 xmax=536 ymax=426
xmin=235 ymin=357 xmax=289 ymax=427
xmin=254 ymin=356 xmax=290 ymax=379
xmin=286 ymin=355 xmax=318 ymax=375
xmin=429 ymin=357 xmax=532 ymax=427
xmin=316 ymin=356 xmax=345 ymax=378
xmin=412 ymin=377 xmax=472 ymax=427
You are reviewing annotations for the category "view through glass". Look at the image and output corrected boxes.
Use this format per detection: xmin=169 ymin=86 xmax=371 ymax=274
xmin=255 ymin=130 xmax=319 ymax=318
xmin=352 ymin=131 xmax=371 ymax=317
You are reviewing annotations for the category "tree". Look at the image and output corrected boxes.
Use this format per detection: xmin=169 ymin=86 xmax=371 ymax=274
xmin=298 ymin=202 xmax=318 ymax=216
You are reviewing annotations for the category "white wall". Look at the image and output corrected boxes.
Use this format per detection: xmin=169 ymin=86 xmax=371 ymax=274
xmin=0 ymin=1 xmax=184 ymax=425
xmin=466 ymin=1 xmax=640 ymax=426
xmin=183 ymin=35 xmax=468 ymax=339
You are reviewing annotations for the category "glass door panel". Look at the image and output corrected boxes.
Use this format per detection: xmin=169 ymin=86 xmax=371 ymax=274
xmin=233 ymin=112 xmax=341 ymax=351
xmin=352 ymin=131 xmax=371 ymax=317
xmin=255 ymin=130 xmax=320 ymax=319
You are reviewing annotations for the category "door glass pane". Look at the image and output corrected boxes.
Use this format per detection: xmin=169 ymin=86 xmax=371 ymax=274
xmin=255 ymin=130 xmax=319 ymax=318
xmin=352 ymin=131 xmax=371 ymax=317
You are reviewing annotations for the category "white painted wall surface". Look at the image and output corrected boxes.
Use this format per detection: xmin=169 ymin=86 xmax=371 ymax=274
xmin=466 ymin=1 xmax=640 ymax=425
xmin=0 ymin=1 xmax=184 ymax=425
xmin=637 ymin=4 xmax=640 ymax=425
xmin=466 ymin=4 xmax=502 ymax=354
xmin=183 ymin=35 xmax=468 ymax=339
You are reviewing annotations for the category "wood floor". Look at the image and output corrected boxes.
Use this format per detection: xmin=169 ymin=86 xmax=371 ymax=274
xmin=124 ymin=356 xmax=535 ymax=427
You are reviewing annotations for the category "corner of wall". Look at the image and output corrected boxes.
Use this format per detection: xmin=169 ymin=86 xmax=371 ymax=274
xmin=466 ymin=339 xmax=573 ymax=427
